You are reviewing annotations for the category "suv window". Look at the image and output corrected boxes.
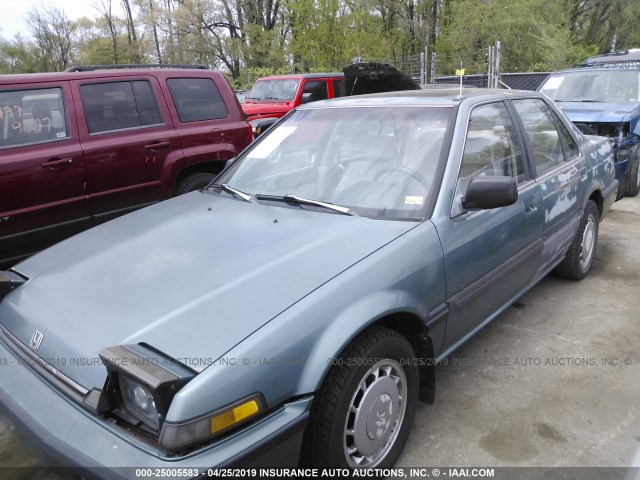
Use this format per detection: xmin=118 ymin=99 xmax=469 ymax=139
xmin=512 ymin=98 xmax=577 ymax=176
xmin=167 ymin=78 xmax=228 ymax=122
xmin=457 ymin=101 xmax=525 ymax=199
xmin=301 ymin=80 xmax=329 ymax=104
xmin=80 ymin=81 xmax=162 ymax=134
xmin=0 ymin=87 xmax=69 ymax=149
xmin=332 ymin=79 xmax=346 ymax=98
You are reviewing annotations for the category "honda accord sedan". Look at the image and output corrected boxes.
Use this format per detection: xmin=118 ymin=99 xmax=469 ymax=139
xmin=0 ymin=89 xmax=617 ymax=477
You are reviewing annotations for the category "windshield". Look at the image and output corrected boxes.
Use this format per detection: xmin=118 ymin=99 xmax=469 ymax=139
xmin=540 ymin=70 xmax=640 ymax=103
xmin=247 ymin=79 xmax=300 ymax=101
xmin=216 ymin=106 xmax=452 ymax=220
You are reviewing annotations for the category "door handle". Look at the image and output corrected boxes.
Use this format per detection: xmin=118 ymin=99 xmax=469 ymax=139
xmin=524 ymin=196 xmax=537 ymax=216
xmin=41 ymin=158 xmax=73 ymax=168
xmin=145 ymin=141 xmax=170 ymax=151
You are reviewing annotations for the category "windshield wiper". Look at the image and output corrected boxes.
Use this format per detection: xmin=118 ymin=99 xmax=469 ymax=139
xmin=207 ymin=183 xmax=252 ymax=202
xmin=255 ymin=194 xmax=357 ymax=216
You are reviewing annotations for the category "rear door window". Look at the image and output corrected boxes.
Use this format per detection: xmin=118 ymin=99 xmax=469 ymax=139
xmin=332 ymin=79 xmax=346 ymax=98
xmin=167 ymin=78 xmax=229 ymax=122
xmin=0 ymin=87 xmax=69 ymax=149
xmin=512 ymin=98 xmax=578 ymax=177
xmin=80 ymin=80 xmax=163 ymax=134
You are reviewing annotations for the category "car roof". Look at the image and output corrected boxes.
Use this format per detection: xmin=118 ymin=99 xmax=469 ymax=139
xmin=0 ymin=67 xmax=225 ymax=85
xmin=297 ymin=88 xmax=542 ymax=108
xmin=547 ymin=66 xmax=640 ymax=76
xmin=256 ymin=73 xmax=343 ymax=81
xmin=584 ymin=49 xmax=640 ymax=63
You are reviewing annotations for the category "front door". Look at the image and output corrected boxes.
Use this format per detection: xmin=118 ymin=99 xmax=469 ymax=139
xmin=0 ymin=83 xmax=89 ymax=266
xmin=435 ymin=101 xmax=544 ymax=351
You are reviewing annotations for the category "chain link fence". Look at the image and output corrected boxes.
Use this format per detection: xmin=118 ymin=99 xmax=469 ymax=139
xmin=365 ymin=44 xmax=551 ymax=91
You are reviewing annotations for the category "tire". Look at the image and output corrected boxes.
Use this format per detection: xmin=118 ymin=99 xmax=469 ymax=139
xmin=175 ymin=172 xmax=216 ymax=196
xmin=624 ymin=148 xmax=640 ymax=197
xmin=554 ymin=200 xmax=599 ymax=280
xmin=303 ymin=326 xmax=419 ymax=469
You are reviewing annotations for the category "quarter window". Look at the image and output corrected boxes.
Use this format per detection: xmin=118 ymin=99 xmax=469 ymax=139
xmin=167 ymin=78 xmax=228 ymax=122
xmin=0 ymin=87 xmax=69 ymax=149
xmin=80 ymin=81 xmax=163 ymax=134
xmin=512 ymin=98 xmax=577 ymax=177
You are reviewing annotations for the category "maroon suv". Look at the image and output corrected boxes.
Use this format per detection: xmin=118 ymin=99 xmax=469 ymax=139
xmin=0 ymin=65 xmax=252 ymax=267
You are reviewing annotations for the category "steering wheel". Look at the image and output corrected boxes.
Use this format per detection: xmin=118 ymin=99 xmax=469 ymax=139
xmin=374 ymin=166 xmax=430 ymax=189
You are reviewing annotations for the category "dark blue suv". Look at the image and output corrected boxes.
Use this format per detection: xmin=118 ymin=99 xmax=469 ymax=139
xmin=538 ymin=49 xmax=640 ymax=198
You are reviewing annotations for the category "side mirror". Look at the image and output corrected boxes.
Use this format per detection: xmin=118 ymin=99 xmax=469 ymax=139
xmin=462 ymin=175 xmax=518 ymax=210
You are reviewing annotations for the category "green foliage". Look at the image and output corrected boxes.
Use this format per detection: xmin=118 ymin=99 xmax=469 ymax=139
xmin=2 ymin=0 xmax=640 ymax=81
xmin=0 ymin=36 xmax=41 ymax=73
xmin=436 ymin=0 xmax=587 ymax=74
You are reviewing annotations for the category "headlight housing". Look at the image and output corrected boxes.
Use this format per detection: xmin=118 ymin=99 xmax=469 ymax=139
xmin=98 ymin=345 xmax=266 ymax=453
xmin=99 ymin=345 xmax=196 ymax=435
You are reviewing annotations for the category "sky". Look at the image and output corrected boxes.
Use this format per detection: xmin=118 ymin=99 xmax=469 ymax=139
xmin=1 ymin=0 xmax=111 ymax=40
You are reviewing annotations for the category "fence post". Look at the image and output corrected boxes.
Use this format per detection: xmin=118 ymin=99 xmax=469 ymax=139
xmin=488 ymin=46 xmax=494 ymax=88
xmin=430 ymin=52 xmax=437 ymax=84
xmin=421 ymin=49 xmax=426 ymax=85
xmin=495 ymin=40 xmax=501 ymax=89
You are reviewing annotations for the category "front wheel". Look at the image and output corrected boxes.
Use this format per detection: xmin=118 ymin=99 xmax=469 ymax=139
xmin=554 ymin=200 xmax=599 ymax=280
xmin=175 ymin=172 xmax=216 ymax=196
xmin=303 ymin=327 xmax=418 ymax=469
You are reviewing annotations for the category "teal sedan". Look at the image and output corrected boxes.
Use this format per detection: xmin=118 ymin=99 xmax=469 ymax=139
xmin=0 ymin=89 xmax=617 ymax=476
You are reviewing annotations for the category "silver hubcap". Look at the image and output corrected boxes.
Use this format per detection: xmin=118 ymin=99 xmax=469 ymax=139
xmin=636 ymin=162 xmax=640 ymax=187
xmin=343 ymin=359 xmax=407 ymax=468
xmin=580 ymin=214 xmax=596 ymax=269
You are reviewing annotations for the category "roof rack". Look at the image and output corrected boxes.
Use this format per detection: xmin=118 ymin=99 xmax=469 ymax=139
xmin=64 ymin=64 xmax=208 ymax=72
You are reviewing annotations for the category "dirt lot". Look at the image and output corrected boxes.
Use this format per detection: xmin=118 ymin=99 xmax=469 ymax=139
xmin=1 ymin=195 xmax=639 ymax=479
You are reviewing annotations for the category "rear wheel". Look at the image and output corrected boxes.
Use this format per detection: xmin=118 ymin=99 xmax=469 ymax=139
xmin=554 ymin=200 xmax=599 ymax=280
xmin=624 ymin=148 xmax=640 ymax=197
xmin=303 ymin=327 xmax=418 ymax=469
xmin=175 ymin=172 xmax=216 ymax=196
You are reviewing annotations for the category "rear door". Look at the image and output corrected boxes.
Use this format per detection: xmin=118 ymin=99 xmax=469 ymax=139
xmin=72 ymin=76 xmax=181 ymax=224
xmin=0 ymin=83 xmax=89 ymax=266
xmin=165 ymin=76 xmax=250 ymax=171
xmin=511 ymin=98 xmax=584 ymax=272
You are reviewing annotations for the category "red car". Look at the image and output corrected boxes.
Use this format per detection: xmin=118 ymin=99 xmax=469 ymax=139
xmin=0 ymin=65 xmax=252 ymax=267
xmin=243 ymin=63 xmax=421 ymax=136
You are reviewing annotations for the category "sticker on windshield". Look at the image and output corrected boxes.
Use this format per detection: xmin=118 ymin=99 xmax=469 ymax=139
xmin=404 ymin=196 xmax=424 ymax=205
xmin=248 ymin=126 xmax=297 ymax=159
xmin=542 ymin=76 xmax=564 ymax=90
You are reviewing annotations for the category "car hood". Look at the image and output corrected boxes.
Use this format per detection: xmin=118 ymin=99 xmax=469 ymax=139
xmin=0 ymin=192 xmax=414 ymax=388
xmin=242 ymin=102 xmax=291 ymax=118
xmin=555 ymin=101 xmax=640 ymax=123
xmin=343 ymin=63 xmax=421 ymax=95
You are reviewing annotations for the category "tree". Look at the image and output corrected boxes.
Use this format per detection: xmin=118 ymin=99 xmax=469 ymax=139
xmin=27 ymin=6 xmax=76 ymax=71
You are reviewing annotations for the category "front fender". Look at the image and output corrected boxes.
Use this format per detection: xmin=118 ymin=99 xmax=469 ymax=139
xmin=296 ymin=290 xmax=427 ymax=394
xmin=165 ymin=222 xmax=446 ymax=422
